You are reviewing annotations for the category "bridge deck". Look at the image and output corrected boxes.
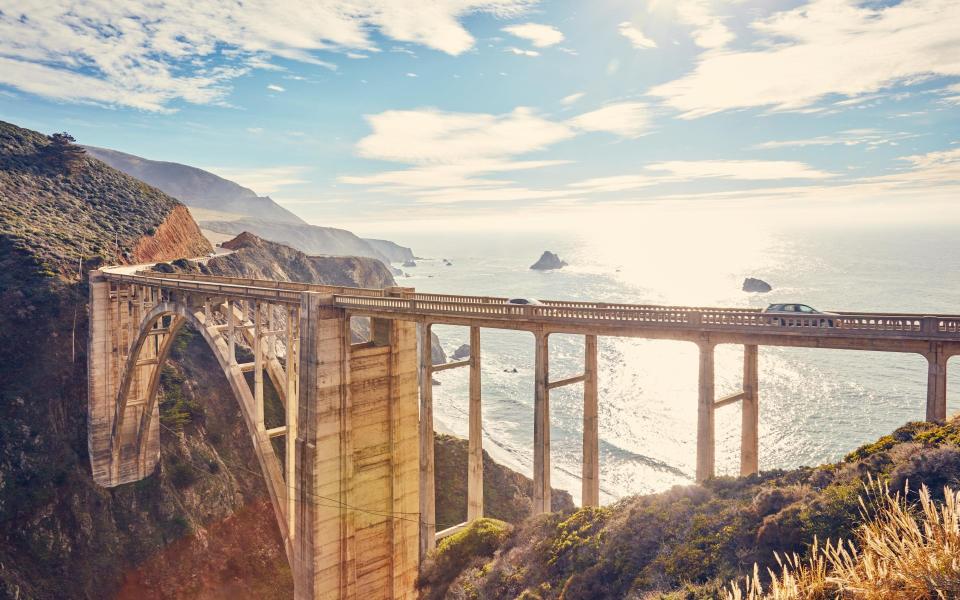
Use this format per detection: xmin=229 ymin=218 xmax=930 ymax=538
xmin=101 ymin=270 xmax=960 ymax=353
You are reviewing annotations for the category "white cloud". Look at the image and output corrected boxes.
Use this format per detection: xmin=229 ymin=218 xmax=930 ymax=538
xmin=561 ymin=92 xmax=585 ymax=106
xmin=0 ymin=0 xmax=534 ymax=111
xmin=942 ymin=83 xmax=960 ymax=105
xmin=356 ymin=107 xmax=575 ymax=164
xmin=202 ymin=166 xmax=311 ymax=195
xmin=754 ymin=129 xmax=919 ymax=150
xmin=406 ymin=72 xmax=419 ymax=77
xmin=247 ymin=127 xmax=264 ymax=134
xmin=266 ymin=84 xmax=285 ymax=92
xmin=649 ymin=0 xmax=960 ymax=118
xmin=569 ymin=102 xmax=651 ymax=138
xmin=501 ymin=22 xmax=564 ymax=47
xmin=646 ymin=160 xmax=836 ymax=180
xmin=671 ymin=0 xmax=735 ymax=49
xmin=570 ymin=159 xmax=835 ymax=194
xmin=506 ymin=47 xmax=540 ymax=57
xmin=570 ymin=174 xmax=657 ymax=193
xmin=618 ymin=22 xmax=657 ymax=49
xmin=879 ymin=147 xmax=960 ymax=185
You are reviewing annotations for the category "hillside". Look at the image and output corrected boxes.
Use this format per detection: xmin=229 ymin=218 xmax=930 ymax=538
xmin=83 ymin=145 xmax=416 ymax=266
xmin=423 ymin=417 xmax=960 ymax=599
xmin=363 ymin=238 xmax=415 ymax=263
xmin=83 ymin=146 xmax=304 ymax=225
xmin=205 ymin=218 xmax=398 ymax=268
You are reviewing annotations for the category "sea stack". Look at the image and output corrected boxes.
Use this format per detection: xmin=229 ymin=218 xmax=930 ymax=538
xmin=530 ymin=251 xmax=568 ymax=271
xmin=742 ymin=277 xmax=773 ymax=293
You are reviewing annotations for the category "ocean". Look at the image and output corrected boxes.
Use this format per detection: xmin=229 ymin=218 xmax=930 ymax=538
xmin=369 ymin=219 xmax=960 ymax=503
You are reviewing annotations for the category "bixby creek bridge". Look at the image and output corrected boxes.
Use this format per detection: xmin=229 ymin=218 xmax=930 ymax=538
xmin=88 ymin=267 xmax=960 ymax=599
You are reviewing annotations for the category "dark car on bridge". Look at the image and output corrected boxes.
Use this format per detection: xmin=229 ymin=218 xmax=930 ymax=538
xmin=762 ymin=303 xmax=837 ymax=327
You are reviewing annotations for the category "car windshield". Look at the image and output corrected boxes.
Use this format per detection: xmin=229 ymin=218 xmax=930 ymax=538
xmin=798 ymin=305 xmax=815 ymax=313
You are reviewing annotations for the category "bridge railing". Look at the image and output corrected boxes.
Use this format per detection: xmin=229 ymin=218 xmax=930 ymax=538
xmin=136 ymin=271 xmax=385 ymax=297
xmin=333 ymin=295 xmax=960 ymax=339
xmin=103 ymin=271 xmax=960 ymax=339
xmin=103 ymin=272 xmax=304 ymax=304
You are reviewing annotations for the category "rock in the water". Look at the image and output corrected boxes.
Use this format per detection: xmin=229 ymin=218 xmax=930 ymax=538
xmin=451 ymin=344 xmax=470 ymax=360
xmin=402 ymin=259 xmax=417 ymax=267
xmin=742 ymin=277 xmax=773 ymax=293
xmin=431 ymin=331 xmax=447 ymax=365
xmin=432 ymin=378 xmax=441 ymax=386
xmin=530 ymin=250 xmax=567 ymax=271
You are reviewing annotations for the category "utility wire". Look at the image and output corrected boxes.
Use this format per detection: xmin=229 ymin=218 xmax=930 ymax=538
xmin=158 ymin=421 xmax=432 ymax=527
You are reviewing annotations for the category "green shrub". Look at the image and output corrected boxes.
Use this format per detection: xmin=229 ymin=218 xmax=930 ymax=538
xmin=418 ymin=518 xmax=512 ymax=600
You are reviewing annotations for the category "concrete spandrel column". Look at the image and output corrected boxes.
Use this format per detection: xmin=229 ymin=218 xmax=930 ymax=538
xmin=696 ymin=341 xmax=715 ymax=483
xmin=418 ymin=322 xmax=436 ymax=562
xmin=467 ymin=326 xmax=483 ymax=521
xmin=582 ymin=334 xmax=600 ymax=507
xmin=740 ymin=344 xmax=759 ymax=477
xmin=533 ymin=332 xmax=551 ymax=515
xmin=926 ymin=343 xmax=947 ymax=423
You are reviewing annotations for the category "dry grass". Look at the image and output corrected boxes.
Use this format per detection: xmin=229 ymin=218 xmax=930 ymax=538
xmin=725 ymin=479 xmax=960 ymax=600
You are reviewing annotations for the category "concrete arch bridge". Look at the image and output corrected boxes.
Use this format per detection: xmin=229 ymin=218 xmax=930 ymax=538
xmin=88 ymin=268 xmax=960 ymax=599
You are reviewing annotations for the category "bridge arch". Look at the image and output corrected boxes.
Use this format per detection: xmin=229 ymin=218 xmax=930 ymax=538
xmin=106 ymin=299 xmax=290 ymax=550
xmin=88 ymin=270 xmax=422 ymax=598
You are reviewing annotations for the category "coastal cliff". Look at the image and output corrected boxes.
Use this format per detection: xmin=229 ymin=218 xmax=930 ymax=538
xmin=423 ymin=417 xmax=960 ymax=598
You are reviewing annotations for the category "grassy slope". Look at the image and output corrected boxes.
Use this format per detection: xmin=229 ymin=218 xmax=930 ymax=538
xmin=427 ymin=418 xmax=960 ymax=599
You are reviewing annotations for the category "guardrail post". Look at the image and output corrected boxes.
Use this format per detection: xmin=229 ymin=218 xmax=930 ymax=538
xmin=740 ymin=345 xmax=759 ymax=477
xmin=696 ymin=339 xmax=715 ymax=483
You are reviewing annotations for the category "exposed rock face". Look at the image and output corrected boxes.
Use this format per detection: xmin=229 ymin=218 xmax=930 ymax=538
xmin=743 ymin=277 xmax=773 ymax=293
xmin=214 ymin=231 xmax=395 ymax=288
xmin=452 ymin=344 xmax=471 ymax=360
xmin=530 ymin=251 xmax=568 ymax=271
xmin=433 ymin=434 xmax=574 ymax=531
xmin=132 ymin=204 xmax=212 ymax=263
xmin=431 ymin=331 xmax=447 ymax=365
xmin=363 ymin=238 xmax=414 ymax=263
xmin=84 ymin=145 xmax=305 ymax=225
xmin=203 ymin=218 xmax=396 ymax=266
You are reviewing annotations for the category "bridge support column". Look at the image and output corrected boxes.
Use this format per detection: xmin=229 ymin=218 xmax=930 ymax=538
xmin=294 ymin=294 xmax=354 ymax=599
xmin=740 ymin=345 xmax=759 ymax=477
xmin=254 ymin=301 xmax=265 ymax=429
xmin=696 ymin=341 xmax=715 ymax=483
xmin=467 ymin=326 xmax=483 ymax=521
xmin=926 ymin=343 xmax=947 ymax=423
xmin=533 ymin=332 xmax=551 ymax=514
xmin=418 ymin=323 xmax=436 ymax=561
xmin=582 ymin=334 xmax=600 ymax=507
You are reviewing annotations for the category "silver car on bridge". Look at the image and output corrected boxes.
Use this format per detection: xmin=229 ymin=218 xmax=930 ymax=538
xmin=762 ymin=303 xmax=837 ymax=327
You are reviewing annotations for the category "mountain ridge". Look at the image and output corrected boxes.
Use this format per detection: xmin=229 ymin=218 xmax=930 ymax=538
xmin=83 ymin=145 xmax=416 ymax=267
xmin=84 ymin=145 xmax=305 ymax=226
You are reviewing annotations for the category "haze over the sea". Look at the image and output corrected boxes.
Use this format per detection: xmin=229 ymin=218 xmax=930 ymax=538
xmin=366 ymin=216 xmax=960 ymax=501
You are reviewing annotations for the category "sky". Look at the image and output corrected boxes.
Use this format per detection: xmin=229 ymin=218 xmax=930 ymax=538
xmin=0 ymin=0 xmax=958 ymax=234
